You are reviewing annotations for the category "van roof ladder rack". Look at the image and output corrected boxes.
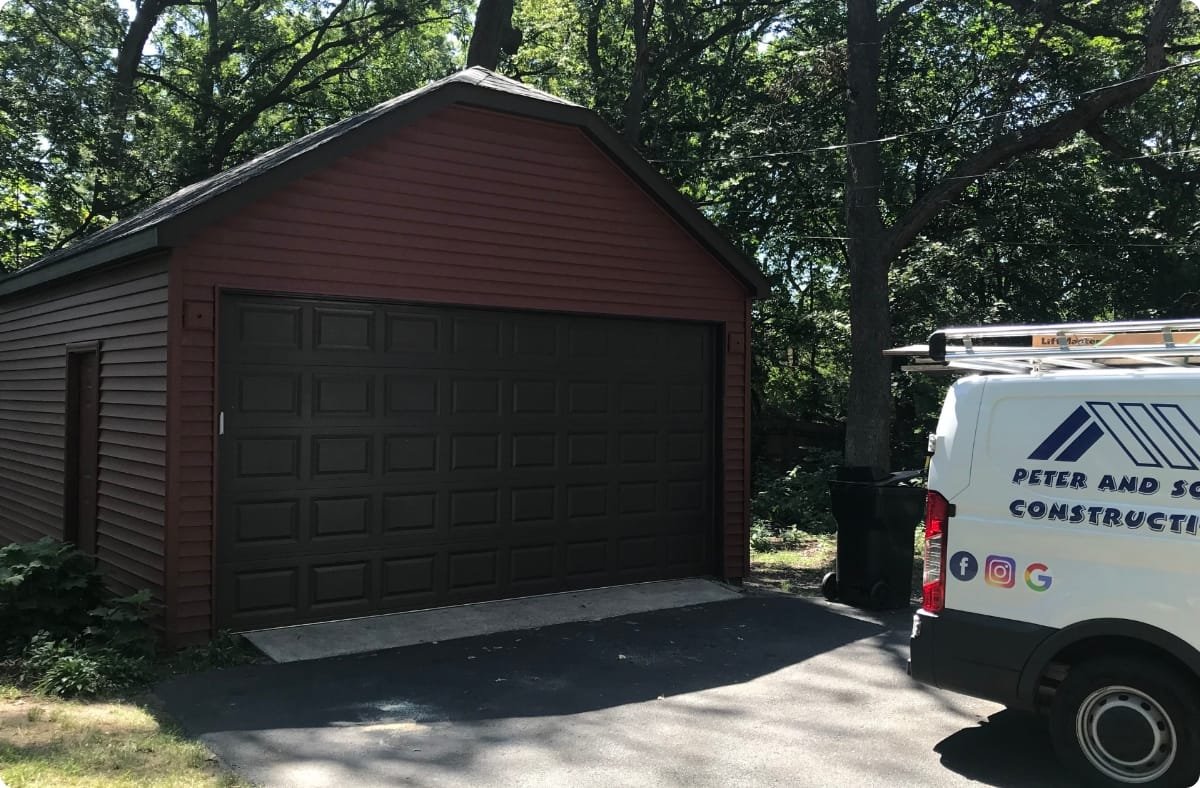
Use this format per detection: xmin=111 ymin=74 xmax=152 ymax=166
xmin=885 ymin=318 xmax=1200 ymax=375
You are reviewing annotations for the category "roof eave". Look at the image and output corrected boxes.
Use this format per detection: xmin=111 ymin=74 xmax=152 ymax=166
xmin=0 ymin=228 xmax=162 ymax=299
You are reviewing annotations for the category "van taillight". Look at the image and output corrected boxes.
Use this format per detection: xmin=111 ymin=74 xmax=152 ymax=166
xmin=922 ymin=491 xmax=950 ymax=613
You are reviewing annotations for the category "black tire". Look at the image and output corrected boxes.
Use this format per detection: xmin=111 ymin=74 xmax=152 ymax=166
xmin=820 ymin=572 xmax=838 ymax=602
xmin=1050 ymin=656 xmax=1200 ymax=787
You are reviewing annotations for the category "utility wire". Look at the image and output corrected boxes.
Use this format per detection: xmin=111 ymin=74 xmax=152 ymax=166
xmin=780 ymin=235 xmax=1200 ymax=249
xmin=1129 ymin=145 xmax=1200 ymax=159
xmin=649 ymin=60 xmax=1200 ymax=164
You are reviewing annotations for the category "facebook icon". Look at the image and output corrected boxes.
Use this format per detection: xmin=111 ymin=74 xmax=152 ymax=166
xmin=949 ymin=551 xmax=979 ymax=582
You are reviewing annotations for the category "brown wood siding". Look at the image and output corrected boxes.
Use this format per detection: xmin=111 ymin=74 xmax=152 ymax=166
xmin=0 ymin=257 xmax=169 ymax=598
xmin=168 ymin=105 xmax=752 ymax=643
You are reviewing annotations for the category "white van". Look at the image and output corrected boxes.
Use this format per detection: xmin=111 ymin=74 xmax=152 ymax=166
xmin=896 ymin=320 xmax=1200 ymax=787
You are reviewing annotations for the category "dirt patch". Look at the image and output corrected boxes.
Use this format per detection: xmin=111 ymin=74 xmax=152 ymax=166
xmin=745 ymin=537 xmax=837 ymax=596
xmin=746 ymin=538 xmax=925 ymax=605
xmin=745 ymin=565 xmax=829 ymax=596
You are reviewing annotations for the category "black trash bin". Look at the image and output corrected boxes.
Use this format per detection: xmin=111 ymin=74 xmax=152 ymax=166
xmin=823 ymin=466 xmax=926 ymax=609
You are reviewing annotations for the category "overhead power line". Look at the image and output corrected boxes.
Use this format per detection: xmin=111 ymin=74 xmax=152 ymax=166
xmin=1132 ymin=145 xmax=1200 ymax=159
xmin=782 ymin=235 xmax=1200 ymax=250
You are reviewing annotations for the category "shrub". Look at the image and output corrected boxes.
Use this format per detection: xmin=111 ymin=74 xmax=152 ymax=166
xmin=780 ymin=525 xmax=806 ymax=550
xmin=21 ymin=633 xmax=153 ymax=698
xmin=751 ymin=452 xmax=842 ymax=534
xmin=86 ymin=590 xmax=157 ymax=659
xmin=749 ymin=521 xmax=775 ymax=553
xmin=0 ymin=538 xmax=106 ymax=655
xmin=0 ymin=539 xmax=159 ymax=696
xmin=167 ymin=630 xmax=259 ymax=675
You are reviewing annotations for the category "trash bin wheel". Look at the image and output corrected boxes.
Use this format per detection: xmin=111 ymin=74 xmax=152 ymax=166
xmin=820 ymin=572 xmax=838 ymax=602
xmin=869 ymin=580 xmax=890 ymax=609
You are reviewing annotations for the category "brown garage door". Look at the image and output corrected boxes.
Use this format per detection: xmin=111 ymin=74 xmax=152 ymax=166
xmin=216 ymin=294 xmax=717 ymax=629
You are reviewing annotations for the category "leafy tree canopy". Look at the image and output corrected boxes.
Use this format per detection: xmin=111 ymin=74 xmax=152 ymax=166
xmin=1 ymin=0 xmax=1198 ymax=471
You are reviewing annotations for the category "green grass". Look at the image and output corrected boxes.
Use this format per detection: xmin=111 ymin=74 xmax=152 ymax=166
xmin=751 ymin=540 xmax=836 ymax=570
xmin=0 ymin=630 xmax=262 ymax=786
xmin=747 ymin=533 xmax=837 ymax=594
xmin=749 ymin=526 xmax=926 ymax=599
xmin=0 ymin=686 xmax=246 ymax=788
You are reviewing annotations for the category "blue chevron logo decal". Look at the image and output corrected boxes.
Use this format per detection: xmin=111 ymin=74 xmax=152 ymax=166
xmin=1030 ymin=403 xmax=1200 ymax=469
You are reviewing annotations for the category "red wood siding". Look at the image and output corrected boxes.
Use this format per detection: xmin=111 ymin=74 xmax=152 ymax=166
xmin=167 ymin=105 xmax=752 ymax=643
xmin=0 ymin=257 xmax=169 ymax=598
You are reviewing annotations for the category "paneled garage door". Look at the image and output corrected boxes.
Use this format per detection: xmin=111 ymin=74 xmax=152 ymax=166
xmin=216 ymin=295 xmax=717 ymax=629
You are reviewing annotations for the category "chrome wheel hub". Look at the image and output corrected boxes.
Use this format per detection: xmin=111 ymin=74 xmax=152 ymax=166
xmin=1076 ymin=685 xmax=1176 ymax=784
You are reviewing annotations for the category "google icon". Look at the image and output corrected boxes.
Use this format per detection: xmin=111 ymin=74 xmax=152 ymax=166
xmin=1024 ymin=563 xmax=1052 ymax=592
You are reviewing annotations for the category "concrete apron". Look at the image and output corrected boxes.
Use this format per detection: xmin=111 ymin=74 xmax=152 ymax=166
xmin=243 ymin=579 xmax=742 ymax=663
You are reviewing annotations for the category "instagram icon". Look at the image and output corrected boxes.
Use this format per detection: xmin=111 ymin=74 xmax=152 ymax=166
xmin=985 ymin=555 xmax=1016 ymax=588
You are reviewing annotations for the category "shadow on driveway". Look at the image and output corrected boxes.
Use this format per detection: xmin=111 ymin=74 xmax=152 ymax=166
xmin=159 ymin=596 xmax=881 ymax=733
xmin=934 ymin=710 xmax=1080 ymax=788
xmin=156 ymin=595 xmax=1073 ymax=787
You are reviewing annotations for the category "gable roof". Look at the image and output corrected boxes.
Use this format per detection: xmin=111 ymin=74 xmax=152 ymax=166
xmin=1 ymin=67 xmax=768 ymax=298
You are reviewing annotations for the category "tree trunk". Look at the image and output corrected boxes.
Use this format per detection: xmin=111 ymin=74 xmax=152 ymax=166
xmin=93 ymin=0 xmax=171 ymax=217
xmin=108 ymin=0 xmax=168 ymax=158
xmin=843 ymin=0 xmax=892 ymax=470
xmin=622 ymin=0 xmax=655 ymax=143
xmin=467 ymin=0 xmax=519 ymax=70
xmin=839 ymin=0 xmax=1180 ymax=470
xmin=177 ymin=0 xmax=221 ymax=184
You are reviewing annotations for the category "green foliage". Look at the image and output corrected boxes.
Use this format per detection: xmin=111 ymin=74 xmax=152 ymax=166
xmin=85 ymin=590 xmax=158 ymax=660
xmin=20 ymin=633 xmax=153 ymax=698
xmin=0 ymin=540 xmax=158 ymax=697
xmin=3 ymin=0 xmax=1200 ymax=481
xmin=0 ymin=539 xmax=250 ymax=696
xmin=779 ymin=525 xmax=806 ymax=550
xmin=751 ymin=452 xmax=843 ymax=535
xmin=0 ymin=0 xmax=467 ymax=270
xmin=0 ymin=539 xmax=106 ymax=653
xmin=749 ymin=521 xmax=775 ymax=553
xmin=0 ymin=0 xmax=120 ymax=266
xmin=166 ymin=631 xmax=260 ymax=675
xmin=750 ymin=521 xmax=811 ymax=553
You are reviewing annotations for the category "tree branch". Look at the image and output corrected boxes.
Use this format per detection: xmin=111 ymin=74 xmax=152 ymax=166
xmin=237 ymin=0 xmax=353 ymax=82
xmin=1086 ymin=122 xmax=1200 ymax=182
xmin=204 ymin=3 xmax=430 ymax=173
xmin=995 ymin=1 xmax=1200 ymax=54
xmin=50 ymin=185 xmax=157 ymax=249
xmin=136 ymin=71 xmax=214 ymax=109
xmin=990 ymin=23 xmax=1047 ymax=138
xmin=991 ymin=0 xmax=1144 ymax=43
xmin=660 ymin=0 xmax=787 ymax=74
xmin=880 ymin=0 xmax=925 ymax=34
xmin=883 ymin=0 xmax=1183 ymax=260
xmin=28 ymin=4 xmax=93 ymax=73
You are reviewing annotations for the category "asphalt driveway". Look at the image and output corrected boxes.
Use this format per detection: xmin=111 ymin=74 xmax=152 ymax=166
xmin=157 ymin=595 xmax=1078 ymax=787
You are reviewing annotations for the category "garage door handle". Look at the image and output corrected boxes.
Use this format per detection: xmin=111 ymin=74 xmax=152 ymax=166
xmin=219 ymin=411 xmax=224 ymax=436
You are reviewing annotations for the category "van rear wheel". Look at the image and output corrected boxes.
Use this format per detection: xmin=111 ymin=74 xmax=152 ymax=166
xmin=1050 ymin=656 xmax=1200 ymax=787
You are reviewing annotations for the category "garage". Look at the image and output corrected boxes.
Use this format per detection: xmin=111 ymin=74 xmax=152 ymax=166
xmin=0 ymin=67 xmax=767 ymax=643
xmin=218 ymin=295 xmax=716 ymax=629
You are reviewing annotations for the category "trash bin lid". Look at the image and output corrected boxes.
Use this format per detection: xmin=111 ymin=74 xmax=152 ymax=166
xmin=835 ymin=466 xmax=923 ymax=486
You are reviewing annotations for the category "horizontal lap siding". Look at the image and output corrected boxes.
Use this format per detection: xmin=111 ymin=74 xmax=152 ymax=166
xmin=168 ymin=105 xmax=751 ymax=643
xmin=0 ymin=258 xmax=169 ymax=598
